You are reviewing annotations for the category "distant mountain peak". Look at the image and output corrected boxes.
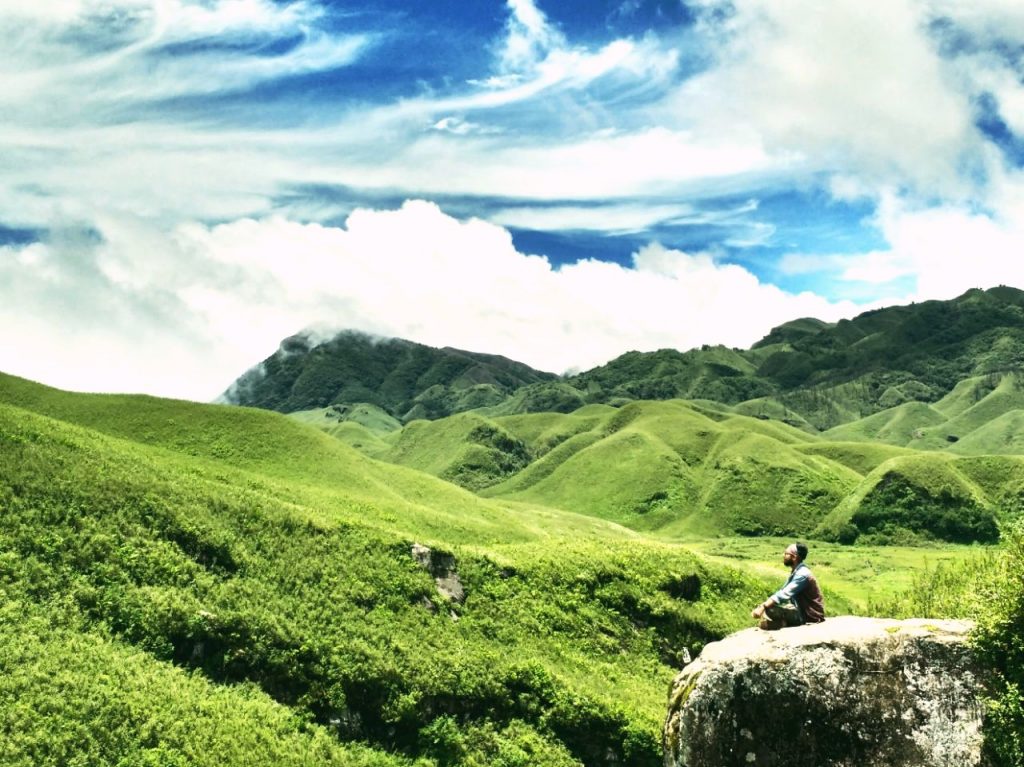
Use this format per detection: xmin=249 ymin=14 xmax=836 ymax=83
xmin=222 ymin=328 xmax=556 ymax=420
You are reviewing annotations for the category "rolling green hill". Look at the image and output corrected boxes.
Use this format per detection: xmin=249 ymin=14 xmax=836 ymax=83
xmin=821 ymin=372 xmax=1024 ymax=454
xmin=813 ymin=453 xmax=1005 ymax=544
xmin=368 ymin=401 xmax=859 ymax=539
xmin=0 ymin=371 xmax=783 ymax=767
xmin=349 ymin=395 xmax=1020 ymax=546
xmin=12 ymin=284 xmax=1024 ymax=765
xmin=2 ymin=366 xmax=1016 ymax=764
xmin=822 ymin=401 xmax=948 ymax=445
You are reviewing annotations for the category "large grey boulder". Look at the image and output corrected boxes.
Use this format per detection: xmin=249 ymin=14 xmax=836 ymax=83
xmin=663 ymin=617 xmax=984 ymax=767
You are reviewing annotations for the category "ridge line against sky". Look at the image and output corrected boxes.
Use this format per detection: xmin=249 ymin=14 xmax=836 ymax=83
xmin=4 ymin=0 xmax=1024 ymax=400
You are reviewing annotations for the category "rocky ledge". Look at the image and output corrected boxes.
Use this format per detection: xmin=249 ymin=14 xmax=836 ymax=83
xmin=663 ymin=616 xmax=984 ymax=767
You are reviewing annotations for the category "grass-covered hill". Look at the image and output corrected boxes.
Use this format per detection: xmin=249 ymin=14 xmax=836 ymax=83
xmin=224 ymin=287 xmax=1024 ymax=435
xmin=339 ymin=399 xmax=1023 ymax=547
xmin=221 ymin=329 xmax=556 ymax=421
xmin=823 ymin=371 xmax=1024 ymax=454
xmin=0 ymin=371 xmax=783 ymax=767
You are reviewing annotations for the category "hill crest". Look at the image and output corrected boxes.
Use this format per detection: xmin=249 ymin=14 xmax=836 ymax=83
xmin=223 ymin=286 xmax=1024 ymax=433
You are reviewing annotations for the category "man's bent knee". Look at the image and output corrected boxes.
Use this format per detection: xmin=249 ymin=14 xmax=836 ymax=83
xmin=760 ymin=603 xmax=801 ymax=630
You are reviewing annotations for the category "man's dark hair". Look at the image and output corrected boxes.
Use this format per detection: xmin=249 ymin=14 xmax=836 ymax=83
xmin=795 ymin=542 xmax=809 ymax=562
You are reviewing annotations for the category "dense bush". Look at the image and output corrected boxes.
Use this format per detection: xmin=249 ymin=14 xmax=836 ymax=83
xmin=851 ymin=474 xmax=999 ymax=544
xmin=870 ymin=523 xmax=1024 ymax=765
xmin=974 ymin=522 xmax=1024 ymax=766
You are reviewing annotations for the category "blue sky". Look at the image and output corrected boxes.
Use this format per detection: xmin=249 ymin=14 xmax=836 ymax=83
xmin=5 ymin=0 xmax=1024 ymax=399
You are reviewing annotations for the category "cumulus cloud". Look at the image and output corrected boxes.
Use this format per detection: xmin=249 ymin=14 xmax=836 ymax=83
xmin=666 ymin=0 xmax=1024 ymax=303
xmin=0 ymin=202 xmax=863 ymax=400
xmin=872 ymin=194 xmax=1024 ymax=298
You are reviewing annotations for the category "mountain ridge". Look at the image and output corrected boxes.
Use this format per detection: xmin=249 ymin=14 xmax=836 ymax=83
xmin=224 ymin=286 xmax=1024 ymax=433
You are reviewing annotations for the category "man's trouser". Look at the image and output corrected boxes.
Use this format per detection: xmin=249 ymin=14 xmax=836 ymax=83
xmin=759 ymin=602 xmax=802 ymax=631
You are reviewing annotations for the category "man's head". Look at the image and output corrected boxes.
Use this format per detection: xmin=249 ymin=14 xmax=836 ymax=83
xmin=783 ymin=542 xmax=808 ymax=567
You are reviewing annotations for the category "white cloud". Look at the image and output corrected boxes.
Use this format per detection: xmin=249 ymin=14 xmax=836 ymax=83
xmin=160 ymin=0 xmax=319 ymax=40
xmin=776 ymin=181 xmax=1024 ymax=298
xmin=874 ymin=195 xmax=1024 ymax=298
xmin=0 ymin=202 xmax=863 ymax=400
xmin=0 ymin=0 xmax=732 ymax=236
xmin=430 ymin=117 xmax=501 ymax=136
xmin=498 ymin=0 xmax=565 ymax=74
xmin=777 ymin=249 xmax=911 ymax=284
xmin=929 ymin=0 xmax=1024 ymax=42
xmin=359 ymin=128 xmax=783 ymax=201
xmin=678 ymin=0 xmax=982 ymax=195
xmin=1 ymin=0 xmax=366 ymax=110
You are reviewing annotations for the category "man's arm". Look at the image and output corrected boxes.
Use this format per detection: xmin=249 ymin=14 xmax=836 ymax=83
xmin=752 ymin=568 xmax=809 ymax=618
xmin=772 ymin=567 xmax=809 ymax=604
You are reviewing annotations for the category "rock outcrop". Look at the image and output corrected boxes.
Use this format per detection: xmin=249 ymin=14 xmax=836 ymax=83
xmin=663 ymin=617 xmax=984 ymax=767
xmin=411 ymin=543 xmax=465 ymax=604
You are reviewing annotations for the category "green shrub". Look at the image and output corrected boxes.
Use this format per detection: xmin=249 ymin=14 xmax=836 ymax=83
xmin=851 ymin=474 xmax=999 ymax=544
xmin=868 ymin=523 xmax=1024 ymax=766
xmin=974 ymin=522 xmax=1024 ymax=766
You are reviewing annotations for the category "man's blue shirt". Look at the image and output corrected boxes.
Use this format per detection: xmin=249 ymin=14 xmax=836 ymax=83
xmin=771 ymin=562 xmax=812 ymax=606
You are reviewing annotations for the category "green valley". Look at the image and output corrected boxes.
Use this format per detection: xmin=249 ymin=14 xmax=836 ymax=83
xmin=6 ymin=286 xmax=1024 ymax=765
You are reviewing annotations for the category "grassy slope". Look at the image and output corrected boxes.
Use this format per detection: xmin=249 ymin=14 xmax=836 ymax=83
xmin=916 ymin=373 xmax=1024 ymax=450
xmin=948 ymin=410 xmax=1024 ymax=456
xmin=0 ymin=373 xmax=773 ymax=767
xmin=817 ymin=372 xmax=1024 ymax=455
xmin=289 ymin=403 xmax=402 ymax=433
xmin=0 ymin=601 xmax=403 ymax=767
xmin=822 ymin=402 xmax=947 ymax=446
xmin=351 ymin=396 xmax=1023 ymax=546
xmin=794 ymin=441 xmax=915 ymax=475
xmin=316 ymin=420 xmax=394 ymax=456
xmin=392 ymin=401 xmax=861 ymax=538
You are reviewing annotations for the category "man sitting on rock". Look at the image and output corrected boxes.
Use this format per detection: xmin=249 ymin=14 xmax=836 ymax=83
xmin=751 ymin=542 xmax=826 ymax=630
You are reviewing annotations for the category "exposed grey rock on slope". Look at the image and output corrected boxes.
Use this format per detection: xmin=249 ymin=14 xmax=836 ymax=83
xmin=663 ymin=617 xmax=984 ymax=767
xmin=411 ymin=542 xmax=464 ymax=604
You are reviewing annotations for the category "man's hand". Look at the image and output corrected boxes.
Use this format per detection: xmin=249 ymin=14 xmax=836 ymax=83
xmin=752 ymin=599 xmax=773 ymax=619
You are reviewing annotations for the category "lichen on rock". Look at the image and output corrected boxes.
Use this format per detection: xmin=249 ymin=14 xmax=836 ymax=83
xmin=663 ymin=616 xmax=984 ymax=767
